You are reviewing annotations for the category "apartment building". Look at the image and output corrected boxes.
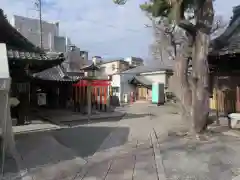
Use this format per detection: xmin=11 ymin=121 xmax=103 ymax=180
xmin=10 ymin=15 xmax=69 ymax=52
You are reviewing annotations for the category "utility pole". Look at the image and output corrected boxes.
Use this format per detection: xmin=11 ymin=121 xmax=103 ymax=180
xmin=35 ymin=0 xmax=43 ymax=49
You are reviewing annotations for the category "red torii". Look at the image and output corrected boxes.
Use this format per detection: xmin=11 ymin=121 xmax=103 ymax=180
xmin=72 ymin=79 xmax=111 ymax=112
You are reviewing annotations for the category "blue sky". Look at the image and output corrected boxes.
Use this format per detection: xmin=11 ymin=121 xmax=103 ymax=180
xmin=1 ymin=0 xmax=239 ymax=60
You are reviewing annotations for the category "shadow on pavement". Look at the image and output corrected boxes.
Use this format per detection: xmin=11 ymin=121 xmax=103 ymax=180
xmin=60 ymin=113 xmax=152 ymax=127
xmin=2 ymin=125 xmax=129 ymax=176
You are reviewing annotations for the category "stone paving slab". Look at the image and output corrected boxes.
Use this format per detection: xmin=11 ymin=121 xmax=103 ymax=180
xmin=77 ymin=144 xmax=158 ymax=180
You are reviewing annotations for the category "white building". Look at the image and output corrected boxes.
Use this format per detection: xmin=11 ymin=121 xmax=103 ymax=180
xmin=124 ymin=57 xmax=144 ymax=67
xmin=98 ymin=59 xmax=130 ymax=77
xmin=10 ymin=15 xmax=69 ymax=52
xmin=111 ymin=65 xmax=173 ymax=103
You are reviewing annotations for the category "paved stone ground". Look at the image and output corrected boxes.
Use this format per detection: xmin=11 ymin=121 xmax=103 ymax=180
xmin=2 ymin=102 xmax=240 ymax=180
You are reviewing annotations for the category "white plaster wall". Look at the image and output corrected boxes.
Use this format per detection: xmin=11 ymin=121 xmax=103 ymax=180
xmin=100 ymin=61 xmax=119 ymax=75
xmin=111 ymin=74 xmax=121 ymax=101
xmin=111 ymin=74 xmax=121 ymax=87
xmin=143 ymin=74 xmax=166 ymax=84
xmin=140 ymin=71 xmax=170 ymax=88
xmin=120 ymin=74 xmax=135 ymax=103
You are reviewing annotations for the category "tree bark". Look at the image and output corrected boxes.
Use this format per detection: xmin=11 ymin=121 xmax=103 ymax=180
xmin=169 ymin=45 xmax=192 ymax=125
xmin=191 ymin=31 xmax=211 ymax=133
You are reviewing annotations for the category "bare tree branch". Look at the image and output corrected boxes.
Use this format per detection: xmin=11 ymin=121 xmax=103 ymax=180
xmin=211 ymin=15 xmax=228 ymax=37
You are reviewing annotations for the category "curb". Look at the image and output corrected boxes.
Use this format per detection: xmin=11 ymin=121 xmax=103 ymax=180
xmin=38 ymin=113 xmax=126 ymax=125
xmin=14 ymin=126 xmax=61 ymax=135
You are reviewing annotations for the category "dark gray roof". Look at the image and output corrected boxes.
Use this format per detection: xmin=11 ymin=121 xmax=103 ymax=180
xmin=81 ymin=63 xmax=100 ymax=71
xmin=7 ymin=49 xmax=65 ymax=61
xmin=33 ymin=65 xmax=81 ymax=82
xmin=129 ymin=76 xmax=152 ymax=86
xmin=98 ymin=59 xmax=127 ymax=65
xmin=121 ymin=64 xmax=173 ymax=74
xmin=210 ymin=5 xmax=240 ymax=55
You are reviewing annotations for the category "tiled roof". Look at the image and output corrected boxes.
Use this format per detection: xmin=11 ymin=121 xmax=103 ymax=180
xmin=33 ymin=65 xmax=81 ymax=82
xmin=120 ymin=64 xmax=173 ymax=74
xmin=129 ymin=76 xmax=152 ymax=86
xmin=210 ymin=5 xmax=240 ymax=56
xmin=7 ymin=49 xmax=65 ymax=61
xmin=80 ymin=63 xmax=100 ymax=71
xmin=97 ymin=59 xmax=126 ymax=65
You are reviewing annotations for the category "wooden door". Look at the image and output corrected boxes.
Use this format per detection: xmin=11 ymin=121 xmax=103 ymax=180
xmin=138 ymin=87 xmax=147 ymax=100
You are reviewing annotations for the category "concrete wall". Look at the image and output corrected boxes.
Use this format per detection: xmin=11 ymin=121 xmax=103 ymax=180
xmin=12 ymin=15 xmax=68 ymax=52
xmin=120 ymin=73 xmax=135 ymax=103
xmin=13 ymin=15 xmax=59 ymax=50
xmin=66 ymin=47 xmax=85 ymax=72
xmin=54 ymin=36 xmax=66 ymax=52
xmin=111 ymin=73 xmax=135 ymax=103
xmin=0 ymin=43 xmax=10 ymax=79
xmin=100 ymin=61 xmax=119 ymax=75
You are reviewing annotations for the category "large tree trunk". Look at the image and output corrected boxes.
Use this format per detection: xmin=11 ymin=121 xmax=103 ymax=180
xmin=169 ymin=46 xmax=192 ymax=128
xmin=191 ymin=31 xmax=210 ymax=133
xmin=169 ymin=32 xmax=211 ymax=134
xmin=169 ymin=0 xmax=214 ymax=134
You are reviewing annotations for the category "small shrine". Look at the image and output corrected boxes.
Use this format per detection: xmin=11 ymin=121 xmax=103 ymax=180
xmin=72 ymin=63 xmax=111 ymax=117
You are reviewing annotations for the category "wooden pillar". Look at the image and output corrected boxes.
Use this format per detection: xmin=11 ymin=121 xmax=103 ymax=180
xmin=82 ymin=85 xmax=85 ymax=113
xmin=78 ymin=86 xmax=83 ymax=112
xmin=92 ymin=87 xmax=95 ymax=108
xmin=95 ymin=87 xmax=98 ymax=109
xmin=236 ymin=86 xmax=240 ymax=112
xmin=216 ymin=76 xmax=220 ymax=125
xmin=78 ymin=86 xmax=81 ymax=112
xmin=106 ymin=85 xmax=110 ymax=111
xmin=74 ymin=86 xmax=77 ymax=112
xmin=99 ymin=87 xmax=102 ymax=111
xmin=104 ymin=86 xmax=107 ymax=111
xmin=87 ymin=83 xmax=92 ymax=121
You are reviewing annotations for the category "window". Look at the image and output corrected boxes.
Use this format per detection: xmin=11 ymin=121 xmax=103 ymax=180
xmin=112 ymin=64 xmax=116 ymax=71
xmin=112 ymin=87 xmax=119 ymax=93
xmin=100 ymin=66 xmax=106 ymax=72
